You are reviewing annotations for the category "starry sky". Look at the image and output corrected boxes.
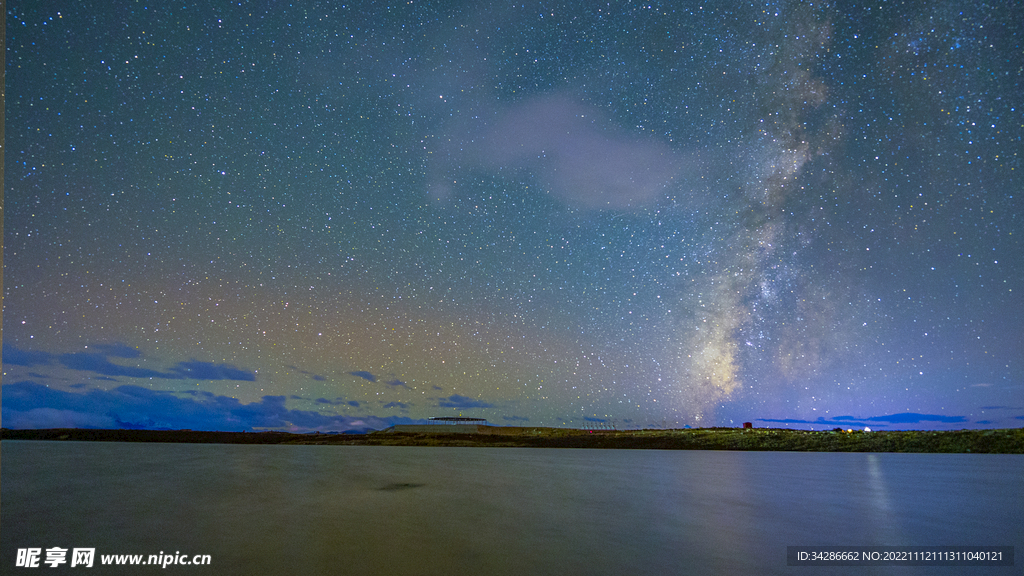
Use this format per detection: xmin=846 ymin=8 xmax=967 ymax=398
xmin=4 ymin=0 xmax=1022 ymax=432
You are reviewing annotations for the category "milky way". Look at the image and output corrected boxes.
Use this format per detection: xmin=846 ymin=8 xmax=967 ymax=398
xmin=4 ymin=0 xmax=1022 ymax=431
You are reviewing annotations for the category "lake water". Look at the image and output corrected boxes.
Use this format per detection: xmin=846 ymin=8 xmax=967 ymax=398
xmin=2 ymin=441 xmax=1021 ymax=575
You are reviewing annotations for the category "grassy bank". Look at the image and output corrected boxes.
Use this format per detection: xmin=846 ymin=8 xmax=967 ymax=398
xmin=3 ymin=427 xmax=1023 ymax=453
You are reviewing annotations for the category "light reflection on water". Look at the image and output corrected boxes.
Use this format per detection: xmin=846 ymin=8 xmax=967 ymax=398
xmin=2 ymin=441 xmax=1021 ymax=575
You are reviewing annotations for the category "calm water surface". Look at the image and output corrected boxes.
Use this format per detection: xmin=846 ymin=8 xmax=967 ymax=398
xmin=2 ymin=441 xmax=1021 ymax=575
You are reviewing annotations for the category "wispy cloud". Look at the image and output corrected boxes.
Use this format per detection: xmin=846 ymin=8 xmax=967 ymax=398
xmin=170 ymin=360 xmax=256 ymax=381
xmin=315 ymin=397 xmax=361 ymax=408
xmin=349 ymin=371 xmax=377 ymax=383
xmin=3 ymin=343 xmax=56 ymax=366
xmin=758 ymin=412 xmax=970 ymax=428
xmin=5 ymin=344 xmax=256 ymax=382
xmin=285 ymin=364 xmax=328 ymax=382
xmin=851 ymin=413 xmax=967 ymax=424
xmin=437 ymin=394 xmax=494 ymax=409
xmin=2 ymin=381 xmax=418 ymax=432
xmin=59 ymin=352 xmax=179 ymax=379
xmin=428 ymin=92 xmax=682 ymax=210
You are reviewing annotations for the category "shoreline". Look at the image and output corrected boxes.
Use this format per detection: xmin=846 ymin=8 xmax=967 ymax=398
xmin=3 ymin=427 xmax=1023 ymax=453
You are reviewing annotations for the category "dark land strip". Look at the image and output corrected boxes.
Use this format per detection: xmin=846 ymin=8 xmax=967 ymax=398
xmin=3 ymin=427 xmax=1023 ymax=453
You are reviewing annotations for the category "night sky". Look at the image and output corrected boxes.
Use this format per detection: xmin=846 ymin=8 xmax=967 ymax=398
xmin=4 ymin=0 xmax=1022 ymax=432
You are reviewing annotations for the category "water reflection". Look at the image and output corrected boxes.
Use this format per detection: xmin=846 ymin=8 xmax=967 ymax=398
xmin=2 ymin=443 xmax=1021 ymax=576
xmin=864 ymin=453 xmax=899 ymax=543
